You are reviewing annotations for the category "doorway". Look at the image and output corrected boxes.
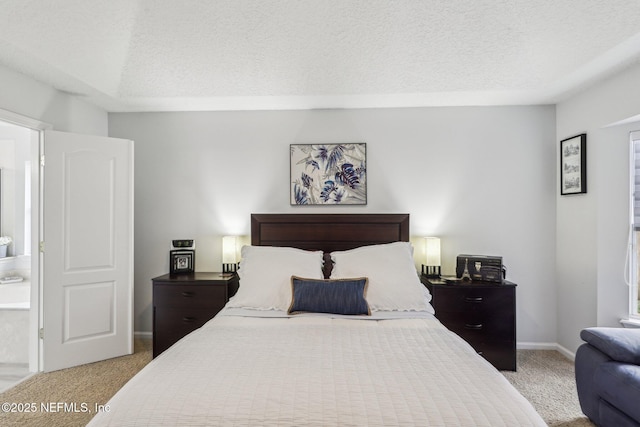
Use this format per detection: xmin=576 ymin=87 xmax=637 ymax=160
xmin=0 ymin=108 xmax=134 ymax=380
xmin=0 ymin=119 xmax=40 ymax=391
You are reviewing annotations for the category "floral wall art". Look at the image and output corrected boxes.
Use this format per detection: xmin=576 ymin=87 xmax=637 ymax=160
xmin=290 ymin=143 xmax=367 ymax=205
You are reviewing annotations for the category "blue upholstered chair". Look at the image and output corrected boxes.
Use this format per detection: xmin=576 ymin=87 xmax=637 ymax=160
xmin=575 ymin=327 xmax=640 ymax=427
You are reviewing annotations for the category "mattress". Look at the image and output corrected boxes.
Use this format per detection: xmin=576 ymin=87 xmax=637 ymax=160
xmin=88 ymin=311 xmax=546 ymax=426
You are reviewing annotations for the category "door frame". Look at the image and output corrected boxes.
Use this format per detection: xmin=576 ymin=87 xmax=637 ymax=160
xmin=0 ymin=107 xmax=52 ymax=373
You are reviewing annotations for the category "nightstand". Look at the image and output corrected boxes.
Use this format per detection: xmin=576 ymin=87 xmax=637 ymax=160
xmin=422 ymin=276 xmax=517 ymax=371
xmin=152 ymin=272 xmax=239 ymax=358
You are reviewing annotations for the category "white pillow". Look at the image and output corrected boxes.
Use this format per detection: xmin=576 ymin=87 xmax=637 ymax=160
xmin=226 ymin=245 xmax=324 ymax=310
xmin=330 ymin=242 xmax=433 ymax=312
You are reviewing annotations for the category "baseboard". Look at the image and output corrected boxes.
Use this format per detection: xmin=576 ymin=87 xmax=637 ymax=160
xmin=554 ymin=344 xmax=576 ymax=361
xmin=134 ymin=331 xmax=152 ymax=340
xmin=517 ymin=341 xmax=557 ymax=350
xmin=517 ymin=342 xmax=576 ymax=360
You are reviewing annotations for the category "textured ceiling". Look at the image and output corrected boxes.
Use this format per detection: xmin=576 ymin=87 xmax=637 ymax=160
xmin=0 ymin=0 xmax=639 ymax=112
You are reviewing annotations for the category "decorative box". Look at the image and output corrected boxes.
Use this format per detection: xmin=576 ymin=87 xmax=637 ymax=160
xmin=456 ymin=254 xmax=503 ymax=282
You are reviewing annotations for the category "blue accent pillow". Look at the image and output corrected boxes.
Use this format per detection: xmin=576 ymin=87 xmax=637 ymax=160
xmin=288 ymin=276 xmax=371 ymax=315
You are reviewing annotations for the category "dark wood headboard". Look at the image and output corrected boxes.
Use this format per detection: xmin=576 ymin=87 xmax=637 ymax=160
xmin=251 ymin=214 xmax=409 ymax=276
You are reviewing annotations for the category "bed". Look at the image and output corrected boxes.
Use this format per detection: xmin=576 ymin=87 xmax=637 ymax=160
xmin=88 ymin=213 xmax=545 ymax=426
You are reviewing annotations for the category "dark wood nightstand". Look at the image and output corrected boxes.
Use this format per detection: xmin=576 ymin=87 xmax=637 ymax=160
xmin=152 ymin=272 xmax=239 ymax=358
xmin=422 ymin=276 xmax=517 ymax=371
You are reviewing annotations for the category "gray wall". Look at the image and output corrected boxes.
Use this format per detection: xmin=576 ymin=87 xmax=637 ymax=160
xmin=0 ymin=64 xmax=107 ymax=135
xmin=109 ymin=106 xmax=558 ymax=344
xmin=556 ymin=61 xmax=640 ymax=353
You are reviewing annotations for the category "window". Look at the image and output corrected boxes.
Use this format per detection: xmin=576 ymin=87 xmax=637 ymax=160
xmin=630 ymin=131 xmax=640 ymax=319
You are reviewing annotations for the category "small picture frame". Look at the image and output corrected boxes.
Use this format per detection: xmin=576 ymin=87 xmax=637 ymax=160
xmin=170 ymin=250 xmax=195 ymax=274
xmin=560 ymin=133 xmax=587 ymax=195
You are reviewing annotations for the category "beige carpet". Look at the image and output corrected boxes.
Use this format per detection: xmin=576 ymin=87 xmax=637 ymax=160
xmin=0 ymin=338 xmax=151 ymax=427
xmin=0 ymin=342 xmax=592 ymax=426
xmin=503 ymin=350 xmax=594 ymax=427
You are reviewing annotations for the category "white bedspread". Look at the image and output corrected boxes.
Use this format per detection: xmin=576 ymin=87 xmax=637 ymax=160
xmin=88 ymin=312 xmax=546 ymax=426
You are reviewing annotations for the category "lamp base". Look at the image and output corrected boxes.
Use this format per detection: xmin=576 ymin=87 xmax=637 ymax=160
xmin=421 ymin=264 xmax=441 ymax=278
xmin=222 ymin=263 xmax=238 ymax=274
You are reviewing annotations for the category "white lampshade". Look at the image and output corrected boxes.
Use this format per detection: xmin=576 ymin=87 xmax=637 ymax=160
xmin=424 ymin=237 xmax=441 ymax=266
xmin=222 ymin=236 xmax=240 ymax=264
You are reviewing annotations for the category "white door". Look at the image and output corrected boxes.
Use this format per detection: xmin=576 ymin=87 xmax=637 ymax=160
xmin=42 ymin=130 xmax=134 ymax=372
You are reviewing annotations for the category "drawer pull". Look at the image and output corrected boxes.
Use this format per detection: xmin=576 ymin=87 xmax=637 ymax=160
xmin=465 ymin=323 xmax=483 ymax=330
xmin=182 ymin=317 xmax=196 ymax=323
xmin=181 ymin=291 xmax=195 ymax=298
xmin=464 ymin=297 xmax=483 ymax=303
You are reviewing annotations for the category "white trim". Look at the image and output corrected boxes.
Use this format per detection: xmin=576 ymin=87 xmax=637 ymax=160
xmin=630 ymin=131 xmax=640 ymax=318
xmin=134 ymin=331 xmax=153 ymax=339
xmin=0 ymin=108 xmax=52 ymax=131
xmin=0 ymin=108 xmax=50 ymax=374
xmin=517 ymin=341 xmax=558 ymax=350
xmin=620 ymin=318 xmax=640 ymax=328
xmin=517 ymin=342 xmax=576 ymax=361
xmin=555 ymin=344 xmax=576 ymax=361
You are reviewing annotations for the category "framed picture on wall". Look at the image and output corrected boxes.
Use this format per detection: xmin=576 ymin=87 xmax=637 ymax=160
xmin=290 ymin=143 xmax=367 ymax=205
xmin=560 ymin=133 xmax=587 ymax=195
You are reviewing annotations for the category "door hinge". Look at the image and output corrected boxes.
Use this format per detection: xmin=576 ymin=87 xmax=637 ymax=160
xmin=39 ymin=328 xmax=44 ymax=339
xmin=39 ymin=241 xmax=44 ymax=253
xmin=40 ymin=154 xmax=45 ymax=167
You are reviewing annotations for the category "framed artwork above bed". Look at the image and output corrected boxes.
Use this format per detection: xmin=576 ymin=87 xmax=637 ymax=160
xmin=290 ymin=143 xmax=367 ymax=205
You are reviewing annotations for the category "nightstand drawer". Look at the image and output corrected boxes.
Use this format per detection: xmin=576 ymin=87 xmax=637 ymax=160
xmin=154 ymin=284 xmax=226 ymax=309
xmin=153 ymin=307 xmax=216 ymax=356
xmin=475 ymin=344 xmax=516 ymax=371
xmin=436 ymin=313 xmax=514 ymax=341
xmin=155 ymin=307 xmax=218 ymax=332
xmin=431 ymin=286 xmax=513 ymax=316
